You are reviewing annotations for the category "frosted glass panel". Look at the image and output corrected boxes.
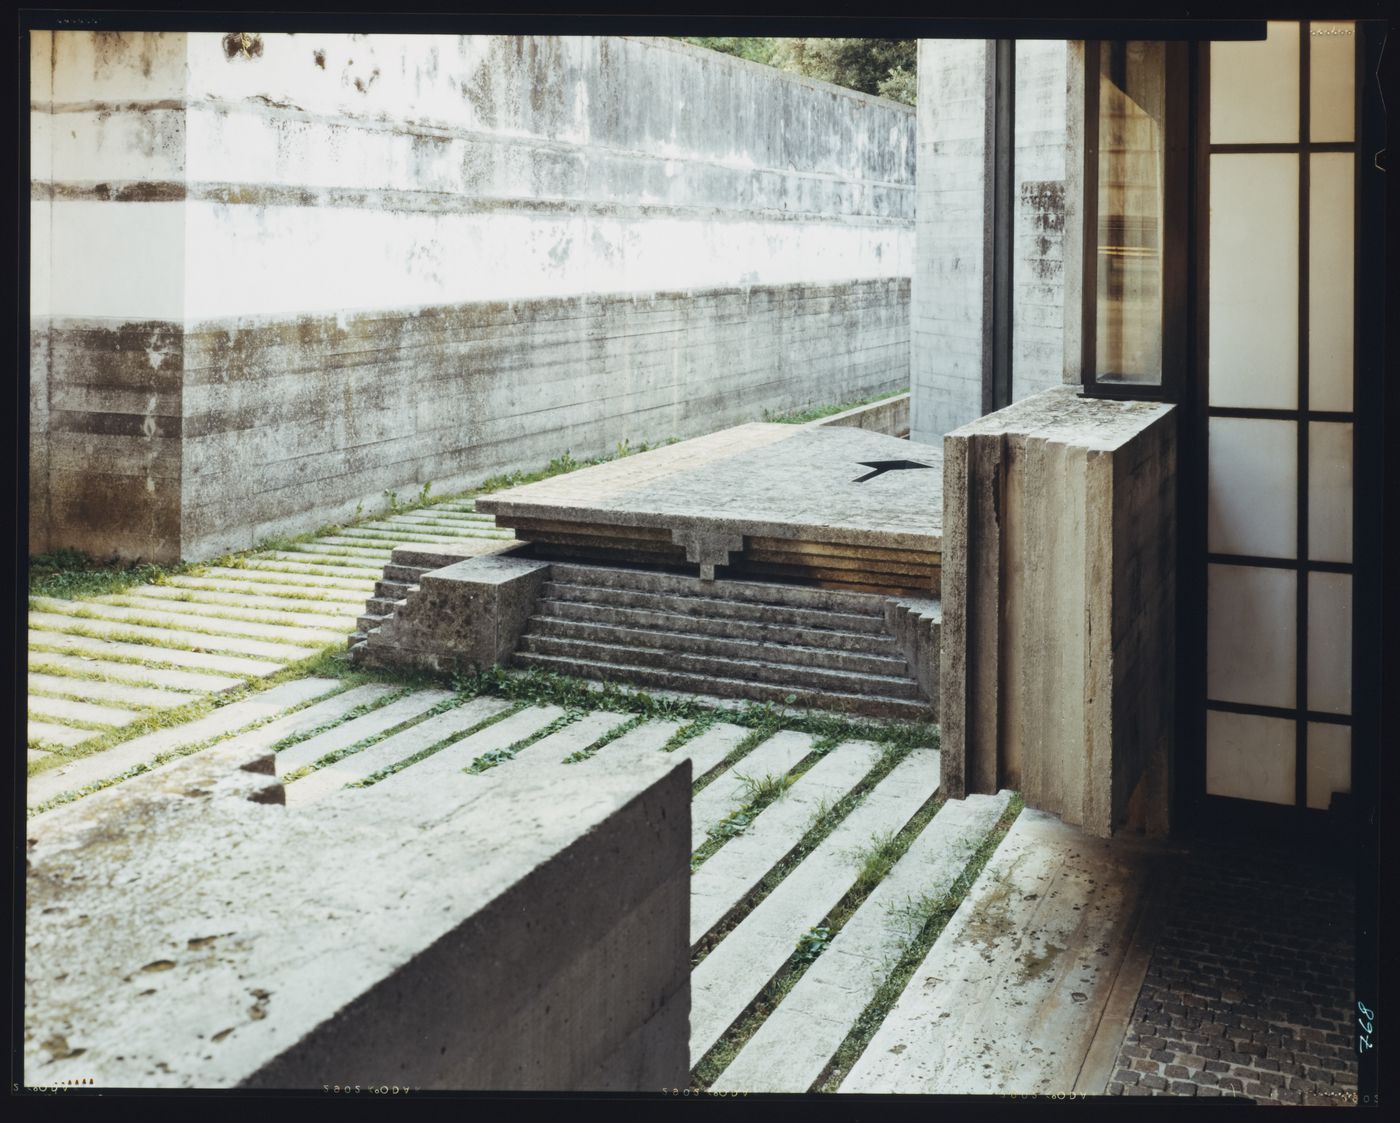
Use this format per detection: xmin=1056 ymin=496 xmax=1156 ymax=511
xmin=1208 ymin=418 xmax=1297 ymax=558
xmin=1207 ymin=564 xmax=1296 ymax=708
xmin=1308 ymin=572 xmax=1352 ymax=715
xmin=1309 ymin=153 xmax=1355 ymax=412
xmin=1209 ymin=154 xmax=1298 ymax=409
xmin=1210 ymin=22 xmax=1300 ymax=144
xmin=1306 ymin=723 xmax=1350 ymax=810
xmin=1310 ymin=22 xmax=1356 ymax=142
xmin=1308 ymin=422 xmax=1353 ymax=562
xmin=1206 ymin=710 xmax=1295 ymax=805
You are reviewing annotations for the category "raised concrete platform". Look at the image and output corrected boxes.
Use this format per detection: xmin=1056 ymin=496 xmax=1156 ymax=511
xmin=476 ymin=424 xmax=942 ymax=596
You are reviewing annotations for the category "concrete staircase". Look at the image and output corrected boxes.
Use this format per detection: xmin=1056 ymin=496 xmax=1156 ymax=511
xmin=511 ymin=563 xmax=934 ymax=722
xmin=348 ymin=553 xmax=442 ymax=651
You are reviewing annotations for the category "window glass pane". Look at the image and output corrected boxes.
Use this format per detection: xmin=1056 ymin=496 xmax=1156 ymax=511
xmin=1208 ymin=153 xmax=1299 ymax=408
xmin=1207 ymin=564 xmax=1296 ymax=708
xmin=1309 ymin=152 xmax=1354 ymax=411
xmin=1306 ymin=723 xmax=1350 ymax=809
xmin=1207 ymin=418 xmax=1297 ymax=558
xmin=1308 ymin=422 xmax=1353 ymax=562
xmin=1210 ymin=21 xmax=1300 ymax=144
xmin=1308 ymin=572 xmax=1352 ymax=715
xmin=1206 ymin=710 xmax=1295 ymax=805
xmin=1095 ymin=41 xmax=1164 ymax=385
xmin=1310 ymin=21 xmax=1356 ymax=142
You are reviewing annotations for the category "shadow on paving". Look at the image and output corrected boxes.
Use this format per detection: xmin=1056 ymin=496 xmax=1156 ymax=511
xmin=1108 ymin=823 xmax=1358 ymax=1104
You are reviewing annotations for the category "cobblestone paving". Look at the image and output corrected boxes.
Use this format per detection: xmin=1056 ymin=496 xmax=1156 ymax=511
xmin=1106 ymin=832 xmax=1357 ymax=1104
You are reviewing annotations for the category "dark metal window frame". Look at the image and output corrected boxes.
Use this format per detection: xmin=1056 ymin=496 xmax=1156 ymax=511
xmin=1185 ymin=21 xmax=1371 ymax=830
xmin=1080 ymin=39 xmax=1189 ymax=402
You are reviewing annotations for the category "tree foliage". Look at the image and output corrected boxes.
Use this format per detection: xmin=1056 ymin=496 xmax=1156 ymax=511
xmin=679 ymin=37 xmax=917 ymax=106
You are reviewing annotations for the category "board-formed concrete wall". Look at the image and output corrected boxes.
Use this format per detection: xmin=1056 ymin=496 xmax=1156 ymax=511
xmin=29 ymin=31 xmax=915 ymax=562
xmin=909 ymin=39 xmax=1073 ymax=448
xmin=940 ymin=387 xmax=1175 ymax=838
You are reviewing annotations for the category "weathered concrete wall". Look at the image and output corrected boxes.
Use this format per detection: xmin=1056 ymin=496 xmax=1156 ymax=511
xmin=25 ymin=733 xmax=691 ymax=1088
xmin=910 ymin=39 xmax=990 ymax=447
xmin=940 ymin=387 xmax=1175 ymax=838
xmin=909 ymin=40 xmax=1073 ymax=447
xmin=30 ymin=31 xmax=915 ymax=561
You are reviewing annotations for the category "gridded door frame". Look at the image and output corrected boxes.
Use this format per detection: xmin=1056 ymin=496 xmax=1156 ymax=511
xmin=1183 ymin=20 xmax=1376 ymax=833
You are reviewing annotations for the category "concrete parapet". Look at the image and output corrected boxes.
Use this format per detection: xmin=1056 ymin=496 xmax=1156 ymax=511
xmin=939 ymin=387 xmax=1176 ymax=837
xmin=24 ymin=720 xmax=691 ymax=1089
xmin=355 ymin=551 xmax=551 ymax=675
xmin=808 ymin=393 xmax=911 ymax=438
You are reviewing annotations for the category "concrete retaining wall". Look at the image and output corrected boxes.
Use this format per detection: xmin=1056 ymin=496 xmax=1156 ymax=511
xmin=939 ymin=387 xmax=1175 ymax=838
xmin=30 ymin=31 xmax=915 ymax=561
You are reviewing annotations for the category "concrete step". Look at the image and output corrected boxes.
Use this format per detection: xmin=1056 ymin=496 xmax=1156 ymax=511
xmin=691 ymin=742 xmax=884 ymax=944
xmin=27 ymin=612 xmax=320 ymax=663
xmin=538 ymin=579 xmax=888 ymax=634
xmin=517 ymin=634 xmax=923 ymax=701
xmin=537 ymin=597 xmax=900 ymax=655
xmin=28 ymin=672 xmax=198 ymax=711
xmin=690 ymin=731 xmax=816 ymax=852
xmin=689 ymin=748 xmax=941 ymax=1063
xmin=25 ymin=652 xmax=245 ymax=694
xmin=31 ymin=598 xmax=348 ymax=647
xmin=357 ymin=612 xmax=391 ymax=635
xmin=273 ymin=690 xmax=456 ymax=776
xmin=365 ymin=596 xmax=408 ymax=616
xmin=714 ymin=790 xmax=1010 ymax=1093
xmin=26 ymin=677 xmax=341 ymax=810
xmin=512 ymin=651 xmax=933 ymax=723
xmin=374 ymin=579 xmax=415 ymax=601
xmin=284 ymin=696 xmax=511 ymax=806
xmin=549 ymin=562 xmax=889 ymax=618
xmin=28 ymin=631 xmax=287 ymax=678
xmin=368 ymin=705 xmax=565 ymax=792
xmin=526 ymin=615 xmax=910 ymax=678
xmin=838 ymin=808 xmax=1150 ymax=1095
xmin=28 ymin=695 xmax=147 ymax=728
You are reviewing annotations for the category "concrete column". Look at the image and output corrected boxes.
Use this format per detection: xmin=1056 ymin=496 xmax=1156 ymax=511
xmin=910 ymin=39 xmax=993 ymax=448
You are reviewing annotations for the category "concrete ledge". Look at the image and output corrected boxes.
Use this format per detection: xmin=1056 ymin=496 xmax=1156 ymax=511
xmin=24 ymin=723 xmax=691 ymax=1089
xmin=356 ymin=552 xmax=552 ymax=674
xmin=809 ymin=393 xmax=911 ymax=438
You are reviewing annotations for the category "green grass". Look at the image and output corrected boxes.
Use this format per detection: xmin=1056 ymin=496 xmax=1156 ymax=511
xmin=761 ymin=388 xmax=907 ymax=425
xmin=29 ymin=548 xmax=191 ymax=601
xmin=466 ymin=710 xmax=579 ymax=773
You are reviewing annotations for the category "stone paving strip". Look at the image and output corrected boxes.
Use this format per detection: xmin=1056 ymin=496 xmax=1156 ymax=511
xmin=714 ymin=790 xmax=1011 ymax=1093
xmin=29 ymin=632 xmax=288 ymax=678
xmin=27 ymin=672 xmax=201 ymax=712
xmin=28 ymin=695 xmax=149 ymax=729
xmin=27 ymin=651 xmax=246 ymax=694
xmin=126 ymin=586 xmax=365 ymax=619
xmin=689 ymin=749 xmax=941 ymax=1063
xmin=840 ymin=807 xmax=1146 ymax=1095
xmin=689 ymin=730 xmax=817 ymax=852
xmin=273 ymin=690 xmax=457 ymax=776
xmin=368 ymin=705 xmax=565 ymax=791
xmin=25 ymin=677 xmax=342 ymax=810
xmin=690 ymin=742 xmax=884 ymax=944
xmin=163 ymin=574 xmax=370 ymax=604
xmin=95 ymin=593 xmax=355 ymax=631
xmin=27 ymin=612 xmax=319 ymax=662
xmin=505 ymin=711 xmax=637 ymax=766
xmin=203 ymin=564 xmax=376 ymax=590
xmin=30 ymin=599 xmax=346 ymax=647
xmin=26 ymin=722 xmax=92 ymax=749
xmin=285 ymin=696 xmax=514 ymax=806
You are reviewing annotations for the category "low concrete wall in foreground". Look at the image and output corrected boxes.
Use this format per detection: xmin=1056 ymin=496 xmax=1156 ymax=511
xmin=939 ymin=386 xmax=1176 ymax=837
xmin=24 ymin=735 xmax=690 ymax=1089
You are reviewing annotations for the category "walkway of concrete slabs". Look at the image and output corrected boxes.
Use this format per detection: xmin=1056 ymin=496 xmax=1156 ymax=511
xmin=25 ymin=500 xmax=512 ymax=770
xmin=24 ymin=660 xmax=1174 ymax=1095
